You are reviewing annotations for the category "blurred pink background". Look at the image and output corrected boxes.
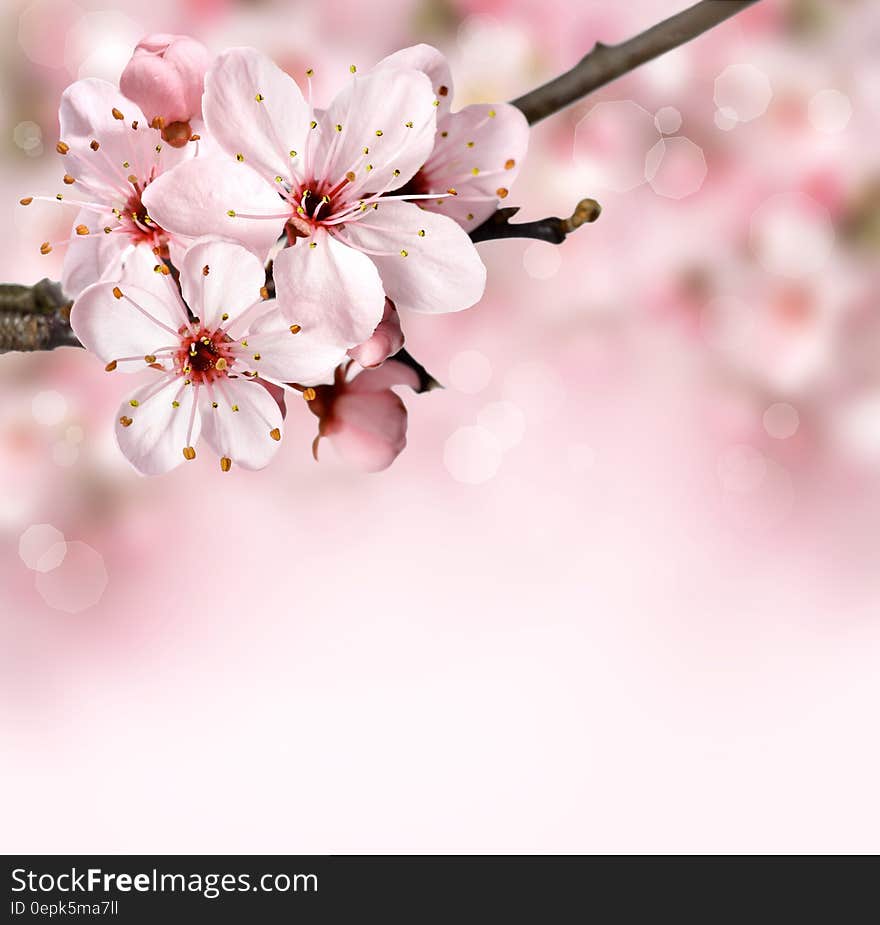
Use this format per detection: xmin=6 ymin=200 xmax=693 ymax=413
xmin=3 ymin=0 xmax=880 ymax=853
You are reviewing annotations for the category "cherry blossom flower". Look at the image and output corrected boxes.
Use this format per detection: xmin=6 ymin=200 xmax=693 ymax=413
xmin=20 ymin=80 xmax=188 ymax=298
xmin=70 ymin=239 xmax=348 ymax=475
xmin=373 ymin=44 xmax=530 ymax=231
xmin=308 ymin=359 xmax=420 ymax=472
xmin=120 ymin=34 xmax=212 ymax=147
xmin=142 ymin=47 xmax=487 ymax=349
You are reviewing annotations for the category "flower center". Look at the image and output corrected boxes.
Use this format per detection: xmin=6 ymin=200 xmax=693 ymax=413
xmin=122 ymin=183 xmax=168 ymax=247
xmin=176 ymin=329 xmax=235 ymax=383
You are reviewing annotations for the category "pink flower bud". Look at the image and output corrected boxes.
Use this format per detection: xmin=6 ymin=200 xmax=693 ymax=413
xmin=120 ymin=34 xmax=211 ymax=139
xmin=347 ymin=300 xmax=404 ymax=368
xmin=309 ymin=361 xmax=420 ymax=472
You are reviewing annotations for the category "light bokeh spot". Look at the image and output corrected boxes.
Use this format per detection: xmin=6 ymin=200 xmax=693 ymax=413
xmin=477 ymin=401 xmax=526 ymax=451
xmin=834 ymin=394 xmax=880 ymax=461
xmin=18 ymin=0 xmax=83 ymax=69
xmin=713 ymin=107 xmax=739 ymax=131
xmin=444 ymin=426 xmax=503 ymax=485
xmin=807 ymin=89 xmax=852 ymax=134
xmin=654 ymin=106 xmax=682 ymax=134
xmin=573 ymin=100 xmax=661 ymax=193
xmin=647 ymin=136 xmax=707 ymax=199
xmin=65 ymin=11 xmax=143 ymax=82
xmin=714 ymin=64 xmax=772 ymax=122
xmin=763 ymin=403 xmax=800 ymax=439
xmin=19 ymin=523 xmax=67 ymax=573
xmin=522 ymin=241 xmax=562 ymax=280
xmin=750 ymin=193 xmax=834 ymax=277
xmin=35 ymin=541 xmax=108 ymax=613
xmin=31 ymin=390 xmax=68 ymax=426
xmin=448 ymin=350 xmax=492 ymax=394
xmin=13 ymin=121 xmax=43 ymax=156
xmin=717 ymin=445 xmax=767 ymax=494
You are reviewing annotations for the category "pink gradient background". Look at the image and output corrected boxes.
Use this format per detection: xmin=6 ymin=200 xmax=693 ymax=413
xmin=3 ymin=0 xmax=880 ymax=854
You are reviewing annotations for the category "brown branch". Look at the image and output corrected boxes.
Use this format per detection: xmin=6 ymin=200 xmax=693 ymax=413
xmin=469 ymin=198 xmax=601 ymax=244
xmin=512 ymin=0 xmax=761 ymax=124
xmin=0 ymin=280 xmax=77 ymax=353
xmin=0 ymin=0 xmax=760 ymax=356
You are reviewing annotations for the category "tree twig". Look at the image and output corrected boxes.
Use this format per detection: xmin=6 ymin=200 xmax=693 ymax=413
xmin=469 ymin=198 xmax=601 ymax=244
xmin=512 ymin=0 xmax=761 ymax=124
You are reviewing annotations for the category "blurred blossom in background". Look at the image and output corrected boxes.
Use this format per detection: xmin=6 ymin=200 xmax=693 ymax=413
xmin=2 ymin=0 xmax=880 ymax=853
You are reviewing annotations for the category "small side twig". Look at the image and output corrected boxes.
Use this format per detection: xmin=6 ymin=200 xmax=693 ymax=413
xmin=390 ymin=347 xmax=442 ymax=392
xmin=469 ymin=198 xmax=601 ymax=245
xmin=0 ymin=280 xmax=77 ymax=353
xmin=512 ymin=0 xmax=760 ymax=124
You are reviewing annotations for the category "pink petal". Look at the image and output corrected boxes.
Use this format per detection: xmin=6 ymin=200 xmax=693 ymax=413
xmin=178 ymin=239 xmax=267 ymax=329
xmin=323 ymin=390 xmax=408 ymax=472
xmin=199 ymin=376 xmax=283 ymax=470
xmin=419 ymin=104 xmax=530 ymax=230
xmin=58 ymin=79 xmax=152 ymax=199
xmin=272 ymin=229 xmax=385 ymax=346
xmin=373 ymin=44 xmax=454 ymax=117
xmin=314 ymin=68 xmax=436 ymax=201
xmin=142 ymin=155 xmax=287 ymax=261
xmin=115 ymin=375 xmax=198 ymax=476
xmin=246 ymin=309 xmax=348 ymax=385
xmin=336 ymin=200 xmax=486 ymax=314
xmin=203 ymin=47 xmax=311 ymax=187
xmin=71 ymin=282 xmax=186 ymax=366
xmin=347 ymin=300 xmax=404 ymax=368
xmin=346 ymin=358 xmax=421 ymax=394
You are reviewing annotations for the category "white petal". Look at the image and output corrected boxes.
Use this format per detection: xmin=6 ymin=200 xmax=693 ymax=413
xmin=200 ymin=377 xmax=283 ymax=470
xmin=314 ymin=68 xmax=436 ymax=201
xmin=142 ymin=155 xmax=287 ymax=261
xmin=373 ymin=44 xmax=454 ymax=117
xmin=71 ymin=282 xmax=186 ymax=366
xmin=179 ymin=239 xmax=267 ymax=329
xmin=203 ymin=47 xmax=311 ymax=185
xmin=419 ymin=103 xmax=530 ymax=230
xmin=59 ymin=79 xmax=151 ymax=200
xmin=246 ymin=309 xmax=348 ymax=385
xmin=336 ymin=200 xmax=486 ymax=314
xmin=272 ymin=229 xmax=385 ymax=346
xmin=61 ymin=209 xmax=131 ymax=298
xmin=115 ymin=376 xmax=198 ymax=476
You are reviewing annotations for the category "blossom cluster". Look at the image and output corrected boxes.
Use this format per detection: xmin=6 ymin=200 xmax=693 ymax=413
xmin=23 ymin=36 xmax=528 ymax=475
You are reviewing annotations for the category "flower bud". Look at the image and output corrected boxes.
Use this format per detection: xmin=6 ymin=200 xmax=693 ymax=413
xmin=120 ymin=34 xmax=211 ymax=144
xmin=347 ymin=299 xmax=404 ymax=368
xmin=309 ymin=361 xmax=419 ymax=472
